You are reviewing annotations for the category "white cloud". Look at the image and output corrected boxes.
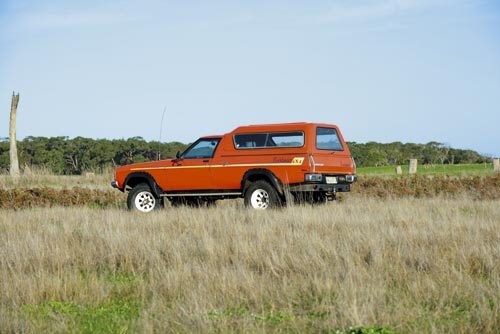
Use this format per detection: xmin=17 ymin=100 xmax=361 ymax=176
xmin=315 ymin=0 xmax=459 ymax=24
xmin=22 ymin=11 xmax=140 ymax=29
xmin=12 ymin=0 xmax=147 ymax=30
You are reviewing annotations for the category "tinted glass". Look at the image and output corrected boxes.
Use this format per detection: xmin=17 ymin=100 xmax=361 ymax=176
xmin=183 ymin=139 xmax=220 ymax=158
xmin=316 ymin=127 xmax=343 ymax=150
xmin=234 ymin=131 xmax=303 ymax=149
xmin=269 ymin=132 xmax=304 ymax=147
xmin=234 ymin=133 xmax=268 ymax=148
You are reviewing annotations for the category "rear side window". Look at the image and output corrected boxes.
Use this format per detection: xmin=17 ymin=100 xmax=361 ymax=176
xmin=316 ymin=127 xmax=343 ymax=151
xmin=234 ymin=131 xmax=304 ymax=149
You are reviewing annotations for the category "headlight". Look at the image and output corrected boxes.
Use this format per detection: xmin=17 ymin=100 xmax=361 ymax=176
xmin=305 ymin=173 xmax=323 ymax=182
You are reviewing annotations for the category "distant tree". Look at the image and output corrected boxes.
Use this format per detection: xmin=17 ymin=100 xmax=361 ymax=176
xmin=0 ymin=140 xmax=9 ymax=172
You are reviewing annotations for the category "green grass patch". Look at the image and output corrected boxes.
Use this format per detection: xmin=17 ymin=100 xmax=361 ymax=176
xmin=306 ymin=310 xmax=330 ymax=320
xmin=332 ymin=326 xmax=397 ymax=334
xmin=22 ymin=299 xmax=141 ymax=334
xmin=253 ymin=310 xmax=293 ymax=325
xmin=207 ymin=307 xmax=395 ymax=332
xmin=358 ymin=163 xmax=493 ymax=177
xmin=403 ymin=297 xmax=477 ymax=332
xmin=208 ymin=305 xmax=249 ymax=320
xmin=21 ymin=271 xmax=142 ymax=333
xmin=105 ymin=271 xmax=141 ymax=286
xmin=208 ymin=306 xmax=292 ymax=325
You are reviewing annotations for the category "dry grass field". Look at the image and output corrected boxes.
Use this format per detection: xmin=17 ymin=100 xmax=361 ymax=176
xmin=0 ymin=170 xmax=112 ymax=190
xmin=1 ymin=196 xmax=499 ymax=333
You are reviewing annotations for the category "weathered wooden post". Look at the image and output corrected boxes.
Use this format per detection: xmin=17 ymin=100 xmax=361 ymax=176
xmin=23 ymin=164 xmax=33 ymax=176
xmin=9 ymin=92 xmax=20 ymax=180
xmin=395 ymin=165 xmax=402 ymax=175
xmin=494 ymin=158 xmax=500 ymax=173
xmin=409 ymin=159 xmax=418 ymax=174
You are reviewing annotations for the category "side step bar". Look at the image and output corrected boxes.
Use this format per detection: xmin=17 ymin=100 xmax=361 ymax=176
xmin=160 ymin=192 xmax=242 ymax=197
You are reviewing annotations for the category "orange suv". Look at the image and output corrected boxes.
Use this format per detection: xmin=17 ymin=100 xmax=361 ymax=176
xmin=112 ymin=122 xmax=356 ymax=211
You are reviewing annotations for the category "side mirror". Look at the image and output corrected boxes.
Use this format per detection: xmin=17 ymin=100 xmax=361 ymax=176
xmin=175 ymin=151 xmax=181 ymax=159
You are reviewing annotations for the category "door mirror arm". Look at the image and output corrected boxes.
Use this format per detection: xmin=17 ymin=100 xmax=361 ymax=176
xmin=172 ymin=151 xmax=183 ymax=164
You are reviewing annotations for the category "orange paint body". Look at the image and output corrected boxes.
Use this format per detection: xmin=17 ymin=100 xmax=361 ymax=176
xmin=113 ymin=122 xmax=356 ymax=201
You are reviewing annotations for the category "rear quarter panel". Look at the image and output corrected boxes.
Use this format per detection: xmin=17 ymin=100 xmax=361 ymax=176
xmin=309 ymin=124 xmax=355 ymax=175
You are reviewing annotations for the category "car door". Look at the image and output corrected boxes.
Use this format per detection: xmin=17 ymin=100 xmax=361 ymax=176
xmin=164 ymin=138 xmax=220 ymax=191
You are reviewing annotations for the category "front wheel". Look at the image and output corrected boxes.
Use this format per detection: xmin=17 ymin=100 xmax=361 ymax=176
xmin=244 ymin=180 xmax=281 ymax=210
xmin=127 ymin=183 xmax=162 ymax=212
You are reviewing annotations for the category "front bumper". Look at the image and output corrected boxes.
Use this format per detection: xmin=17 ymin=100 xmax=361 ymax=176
xmin=288 ymin=183 xmax=351 ymax=193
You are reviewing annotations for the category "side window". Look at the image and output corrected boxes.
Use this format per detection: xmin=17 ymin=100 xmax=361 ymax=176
xmin=269 ymin=132 xmax=304 ymax=147
xmin=316 ymin=127 xmax=343 ymax=151
xmin=234 ymin=133 xmax=268 ymax=148
xmin=183 ymin=139 xmax=220 ymax=159
xmin=234 ymin=131 xmax=304 ymax=149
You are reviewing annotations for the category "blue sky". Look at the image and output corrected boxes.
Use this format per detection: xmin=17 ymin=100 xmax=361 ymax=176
xmin=1 ymin=0 xmax=499 ymax=156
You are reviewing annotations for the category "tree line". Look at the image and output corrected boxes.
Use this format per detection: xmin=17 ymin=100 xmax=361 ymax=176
xmin=347 ymin=141 xmax=488 ymax=167
xmin=0 ymin=136 xmax=186 ymax=175
xmin=0 ymin=136 xmax=488 ymax=174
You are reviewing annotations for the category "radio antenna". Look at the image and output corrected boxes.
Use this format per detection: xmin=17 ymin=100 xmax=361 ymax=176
xmin=158 ymin=106 xmax=167 ymax=160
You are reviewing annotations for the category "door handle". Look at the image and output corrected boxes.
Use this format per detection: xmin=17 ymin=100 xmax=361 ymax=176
xmin=203 ymin=159 xmax=209 ymax=163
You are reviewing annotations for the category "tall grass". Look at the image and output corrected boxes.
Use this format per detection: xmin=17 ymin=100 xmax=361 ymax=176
xmin=0 ymin=167 xmax=112 ymax=190
xmin=1 ymin=198 xmax=498 ymax=333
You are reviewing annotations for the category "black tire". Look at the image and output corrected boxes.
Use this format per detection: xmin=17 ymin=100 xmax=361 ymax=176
xmin=127 ymin=183 xmax=162 ymax=212
xmin=244 ymin=180 xmax=281 ymax=210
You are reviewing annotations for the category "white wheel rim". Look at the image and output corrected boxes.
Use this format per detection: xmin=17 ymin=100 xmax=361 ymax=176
xmin=134 ymin=191 xmax=156 ymax=212
xmin=250 ymin=189 xmax=269 ymax=209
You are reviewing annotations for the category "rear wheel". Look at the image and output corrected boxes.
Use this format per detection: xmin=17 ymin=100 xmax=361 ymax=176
xmin=127 ymin=183 xmax=162 ymax=212
xmin=244 ymin=180 xmax=281 ymax=210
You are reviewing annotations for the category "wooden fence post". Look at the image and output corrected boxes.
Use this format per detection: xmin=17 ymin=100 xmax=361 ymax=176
xmin=395 ymin=165 xmax=402 ymax=175
xmin=494 ymin=158 xmax=500 ymax=173
xmin=9 ymin=92 xmax=20 ymax=180
xmin=409 ymin=159 xmax=418 ymax=174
